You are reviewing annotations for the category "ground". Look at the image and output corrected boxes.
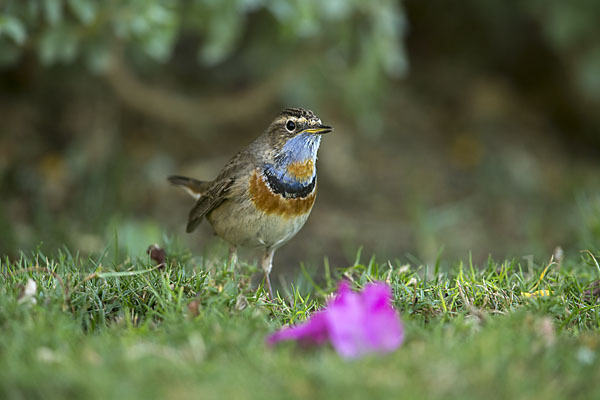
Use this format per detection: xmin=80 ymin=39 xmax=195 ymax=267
xmin=1 ymin=245 xmax=600 ymax=399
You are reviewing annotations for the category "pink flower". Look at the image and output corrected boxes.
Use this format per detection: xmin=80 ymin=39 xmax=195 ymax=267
xmin=267 ymin=281 xmax=404 ymax=359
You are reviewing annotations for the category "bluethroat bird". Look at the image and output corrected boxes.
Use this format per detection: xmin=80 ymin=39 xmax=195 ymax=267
xmin=168 ymin=108 xmax=332 ymax=298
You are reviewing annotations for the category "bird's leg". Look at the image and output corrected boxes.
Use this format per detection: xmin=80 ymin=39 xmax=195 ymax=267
xmin=228 ymin=245 xmax=238 ymax=283
xmin=228 ymin=245 xmax=238 ymax=270
xmin=261 ymin=248 xmax=275 ymax=299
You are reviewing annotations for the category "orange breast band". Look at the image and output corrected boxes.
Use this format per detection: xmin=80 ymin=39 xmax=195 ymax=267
xmin=249 ymin=171 xmax=316 ymax=218
xmin=286 ymin=159 xmax=315 ymax=183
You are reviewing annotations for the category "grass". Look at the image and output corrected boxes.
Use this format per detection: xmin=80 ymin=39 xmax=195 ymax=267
xmin=1 ymin=245 xmax=600 ymax=400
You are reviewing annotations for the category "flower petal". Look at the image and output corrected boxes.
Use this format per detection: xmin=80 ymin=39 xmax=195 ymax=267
xmin=266 ymin=281 xmax=404 ymax=359
xmin=325 ymin=282 xmax=403 ymax=358
xmin=325 ymin=283 xmax=368 ymax=358
xmin=361 ymin=283 xmax=404 ymax=352
xmin=266 ymin=311 xmax=328 ymax=346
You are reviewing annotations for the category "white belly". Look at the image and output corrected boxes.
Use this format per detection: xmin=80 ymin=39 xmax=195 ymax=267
xmin=206 ymin=198 xmax=311 ymax=249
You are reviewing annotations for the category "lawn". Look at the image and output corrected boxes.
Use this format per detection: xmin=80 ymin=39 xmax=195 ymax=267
xmin=1 ymin=245 xmax=600 ymax=400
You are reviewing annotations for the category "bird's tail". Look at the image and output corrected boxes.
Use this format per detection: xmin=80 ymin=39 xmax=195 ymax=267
xmin=167 ymin=175 xmax=211 ymax=200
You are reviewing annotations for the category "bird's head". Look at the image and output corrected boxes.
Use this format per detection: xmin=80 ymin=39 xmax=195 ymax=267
xmin=265 ymin=108 xmax=332 ymax=166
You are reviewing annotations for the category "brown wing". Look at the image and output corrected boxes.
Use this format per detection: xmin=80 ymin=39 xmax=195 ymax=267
xmin=185 ymin=151 xmax=250 ymax=233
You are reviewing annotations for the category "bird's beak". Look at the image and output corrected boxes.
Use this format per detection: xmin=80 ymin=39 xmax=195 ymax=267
xmin=301 ymin=125 xmax=333 ymax=135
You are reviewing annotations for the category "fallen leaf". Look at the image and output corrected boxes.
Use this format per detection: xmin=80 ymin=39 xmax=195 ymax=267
xmin=18 ymin=279 xmax=37 ymax=304
xmin=187 ymin=300 xmax=200 ymax=316
xmin=147 ymin=244 xmax=166 ymax=266
xmin=235 ymin=293 xmax=248 ymax=311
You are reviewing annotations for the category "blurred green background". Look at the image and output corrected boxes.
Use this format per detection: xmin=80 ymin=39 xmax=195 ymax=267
xmin=1 ymin=0 xmax=600 ymax=268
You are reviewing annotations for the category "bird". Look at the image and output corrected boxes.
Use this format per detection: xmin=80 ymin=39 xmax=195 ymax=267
xmin=168 ymin=107 xmax=332 ymax=299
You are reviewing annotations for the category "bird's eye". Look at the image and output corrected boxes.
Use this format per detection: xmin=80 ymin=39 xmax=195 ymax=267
xmin=285 ymin=120 xmax=296 ymax=132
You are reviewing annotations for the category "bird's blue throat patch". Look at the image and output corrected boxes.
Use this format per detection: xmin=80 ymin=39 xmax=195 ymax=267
xmin=277 ymin=132 xmax=321 ymax=164
xmin=263 ymin=132 xmax=321 ymax=198
xmin=263 ymin=169 xmax=316 ymax=199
